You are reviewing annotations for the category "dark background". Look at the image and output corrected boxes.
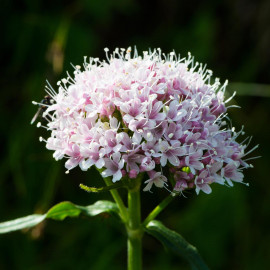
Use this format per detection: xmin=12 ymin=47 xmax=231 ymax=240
xmin=0 ymin=0 xmax=269 ymax=269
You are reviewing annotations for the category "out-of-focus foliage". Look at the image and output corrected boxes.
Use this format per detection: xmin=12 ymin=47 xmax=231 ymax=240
xmin=0 ymin=0 xmax=269 ymax=269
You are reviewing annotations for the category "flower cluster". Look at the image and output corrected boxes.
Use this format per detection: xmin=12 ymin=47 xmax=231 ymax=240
xmin=36 ymin=47 xmax=254 ymax=194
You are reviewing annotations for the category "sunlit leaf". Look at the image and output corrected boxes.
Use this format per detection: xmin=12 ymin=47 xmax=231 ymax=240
xmin=80 ymin=200 xmax=119 ymax=216
xmin=0 ymin=200 xmax=119 ymax=234
xmin=46 ymin=201 xmax=81 ymax=221
xmin=0 ymin=214 xmax=46 ymax=234
xmin=145 ymin=220 xmax=209 ymax=270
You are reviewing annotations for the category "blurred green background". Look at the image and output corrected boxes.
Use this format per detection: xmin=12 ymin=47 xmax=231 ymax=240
xmin=0 ymin=0 xmax=269 ymax=269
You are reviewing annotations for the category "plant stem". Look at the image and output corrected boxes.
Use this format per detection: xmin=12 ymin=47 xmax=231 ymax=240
xmin=127 ymin=180 xmax=143 ymax=270
xmin=103 ymin=177 xmax=128 ymax=223
xmin=142 ymin=194 xmax=175 ymax=226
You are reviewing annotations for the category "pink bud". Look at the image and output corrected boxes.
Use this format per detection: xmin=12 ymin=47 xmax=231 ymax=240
xmin=129 ymin=169 xmax=138 ymax=179
xmin=121 ymin=169 xmax=127 ymax=177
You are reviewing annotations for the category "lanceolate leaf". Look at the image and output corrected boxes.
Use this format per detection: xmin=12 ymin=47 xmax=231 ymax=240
xmin=46 ymin=201 xmax=81 ymax=220
xmin=0 ymin=200 xmax=119 ymax=234
xmin=80 ymin=200 xmax=119 ymax=217
xmin=145 ymin=220 xmax=209 ymax=270
xmin=0 ymin=214 xmax=46 ymax=234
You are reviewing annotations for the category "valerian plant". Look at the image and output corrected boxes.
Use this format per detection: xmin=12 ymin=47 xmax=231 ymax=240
xmin=1 ymin=48 xmax=257 ymax=270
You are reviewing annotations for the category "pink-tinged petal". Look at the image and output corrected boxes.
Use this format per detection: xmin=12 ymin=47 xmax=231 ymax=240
xmin=174 ymin=180 xmax=188 ymax=192
xmin=154 ymin=113 xmax=166 ymax=121
xmin=198 ymin=170 xmax=208 ymax=179
xmin=101 ymin=168 xmax=112 ymax=178
xmin=79 ymin=159 xmax=93 ymax=171
xmin=112 ymin=170 xmax=122 ymax=182
xmin=96 ymin=158 xmax=105 ymax=169
xmin=225 ymin=178 xmax=234 ymax=187
xmin=214 ymin=174 xmax=225 ymax=185
xmin=160 ymin=155 xmax=168 ymax=167
xmin=192 ymin=161 xmax=204 ymax=170
xmin=210 ymin=162 xmax=223 ymax=174
xmin=231 ymin=171 xmax=244 ymax=182
xmin=123 ymin=114 xmax=134 ymax=123
xmin=168 ymin=155 xmax=180 ymax=166
xmin=195 ymin=186 xmax=200 ymax=194
xmin=132 ymin=132 xmax=142 ymax=145
xmin=65 ymin=158 xmax=80 ymax=170
xmin=201 ymin=184 xmax=212 ymax=194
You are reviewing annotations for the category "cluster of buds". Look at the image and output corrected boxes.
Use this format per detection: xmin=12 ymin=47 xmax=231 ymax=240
xmin=36 ymin=47 xmax=254 ymax=194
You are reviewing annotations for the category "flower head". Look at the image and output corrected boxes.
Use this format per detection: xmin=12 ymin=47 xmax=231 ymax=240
xmin=35 ymin=47 xmax=255 ymax=195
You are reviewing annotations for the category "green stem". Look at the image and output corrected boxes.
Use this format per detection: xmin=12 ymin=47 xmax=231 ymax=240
xmin=127 ymin=180 xmax=143 ymax=270
xmin=143 ymin=194 xmax=175 ymax=226
xmin=103 ymin=177 xmax=128 ymax=223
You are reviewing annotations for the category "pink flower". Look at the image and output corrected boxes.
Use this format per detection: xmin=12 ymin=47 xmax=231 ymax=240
xmin=222 ymin=163 xmax=244 ymax=186
xmin=102 ymin=153 xmax=124 ymax=182
xmin=35 ymin=47 xmax=254 ymax=195
xmin=143 ymin=171 xmax=168 ymax=192
xmin=140 ymin=157 xmax=156 ymax=172
xmin=195 ymin=170 xmax=214 ymax=194
xmin=158 ymin=141 xmax=186 ymax=167
xmin=166 ymin=100 xmax=187 ymax=122
xmin=122 ymin=149 xmax=144 ymax=173
xmin=185 ymin=146 xmax=204 ymax=174
xmin=64 ymin=144 xmax=83 ymax=170
xmin=80 ymin=142 xmax=105 ymax=170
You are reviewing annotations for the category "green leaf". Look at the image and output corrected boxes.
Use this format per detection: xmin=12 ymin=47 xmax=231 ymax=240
xmin=80 ymin=200 xmax=119 ymax=217
xmin=0 ymin=200 xmax=119 ymax=234
xmin=145 ymin=220 xmax=210 ymax=270
xmin=0 ymin=214 xmax=46 ymax=234
xmin=46 ymin=201 xmax=81 ymax=221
